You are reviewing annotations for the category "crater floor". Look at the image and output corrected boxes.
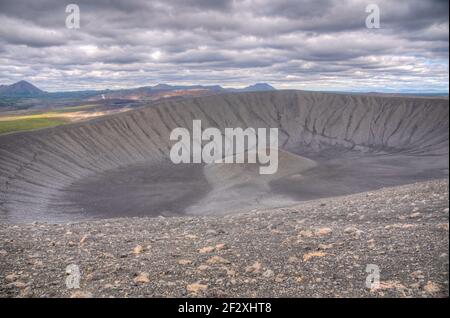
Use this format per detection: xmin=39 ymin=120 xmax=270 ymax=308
xmin=46 ymin=149 xmax=448 ymax=222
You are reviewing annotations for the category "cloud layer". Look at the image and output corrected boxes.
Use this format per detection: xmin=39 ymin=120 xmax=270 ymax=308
xmin=0 ymin=0 xmax=448 ymax=92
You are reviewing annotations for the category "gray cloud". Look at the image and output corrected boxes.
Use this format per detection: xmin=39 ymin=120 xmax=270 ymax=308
xmin=0 ymin=0 xmax=448 ymax=92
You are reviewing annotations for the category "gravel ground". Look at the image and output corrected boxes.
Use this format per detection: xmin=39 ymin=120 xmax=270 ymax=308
xmin=0 ymin=179 xmax=448 ymax=298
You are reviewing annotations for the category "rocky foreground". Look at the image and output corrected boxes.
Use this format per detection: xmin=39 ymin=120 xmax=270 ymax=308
xmin=0 ymin=180 xmax=448 ymax=298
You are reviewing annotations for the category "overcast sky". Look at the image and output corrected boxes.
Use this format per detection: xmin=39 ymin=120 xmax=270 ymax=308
xmin=0 ymin=0 xmax=448 ymax=92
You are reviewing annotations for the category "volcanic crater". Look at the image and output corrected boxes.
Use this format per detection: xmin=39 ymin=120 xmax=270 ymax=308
xmin=0 ymin=91 xmax=448 ymax=223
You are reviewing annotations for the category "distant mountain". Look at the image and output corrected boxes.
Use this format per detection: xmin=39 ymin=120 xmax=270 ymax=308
xmin=149 ymin=83 xmax=225 ymax=92
xmin=0 ymin=81 xmax=276 ymax=99
xmin=226 ymin=83 xmax=276 ymax=92
xmin=94 ymin=83 xmax=277 ymax=101
xmin=0 ymin=81 xmax=277 ymax=111
xmin=152 ymin=83 xmax=176 ymax=90
xmin=130 ymin=83 xmax=275 ymax=93
xmin=240 ymin=83 xmax=276 ymax=92
xmin=0 ymin=80 xmax=44 ymax=96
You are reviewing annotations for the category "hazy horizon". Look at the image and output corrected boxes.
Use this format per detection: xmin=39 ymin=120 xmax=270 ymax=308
xmin=2 ymin=79 xmax=449 ymax=95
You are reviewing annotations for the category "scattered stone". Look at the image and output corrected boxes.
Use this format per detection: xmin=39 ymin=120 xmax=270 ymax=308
xmin=275 ymin=274 xmax=284 ymax=283
xmin=343 ymin=227 xmax=363 ymax=236
xmin=288 ymin=256 xmax=299 ymax=263
xmin=132 ymin=245 xmax=144 ymax=255
xmin=299 ymin=230 xmax=314 ymax=238
xmin=197 ymin=265 xmax=209 ymax=271
xmin=385 ymin=223 xmax=415 ymax=229
xmin=371 ymin=280 xmax=406 ymax=292
xmin=316 ymin=227 xmax=332 ymax=236
xmin=5 ymin=273 xmax=19 ymax=282
xmin=79 ymin=235 xmax=89 ymax=245
xmin=410 ymin=270 xmax=425 ymax=280
xmin=133 ymin=272 xmax=150 ymax=284
xmin=424 ymin=281 xmax=441 ymax=294
xmin=215 ymin=243 xmax=227 ymax=251
xmin=245 ymin=261 xmax=262 ymax=274
xmin=102 ymin=252 xmax=115 ymax=258
xmin=262 ymin=270 xmax=274 ymax=278
xmin=295 ymin=276 xmax=304 ymax=283
xmin=186 ymin=282 xmax=208 ymax=294
xmin=437 ymin=223 xmax=449 ymax=231
xmin=6 ymin=281 xmax=27 ymax=289
xmin=224 ymin=268 xmax=236 ymax=276
xmin=303 ymin=251 xmax=327 ymax=262
xmin=344 ymin=226 xmax=358 ymax=233
xmin=19 ymin=286 xmax=33 ymax=297
xmin=70 ymin=290 xmax=93 ymax=298
xmin=178 ymin=259 xmax=192 ymax=265
xmin=199 ymin=246 xmax=215 ymax=253
xmin=206 ymin=256 xmax=230 ymax=265
xmin=318 ymin=243 xmax=333 ymax=250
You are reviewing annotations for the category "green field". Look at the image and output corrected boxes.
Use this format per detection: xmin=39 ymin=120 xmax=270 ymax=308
xmin=0 ymin=116 xmax=68 ymax=135
xmin=50 ymin=104 xmax=97 ymax=113
xmin=0 ymin=104 xmax=101 ymax=135
xmin=0 ymin=102 xmax=119 ymax=134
